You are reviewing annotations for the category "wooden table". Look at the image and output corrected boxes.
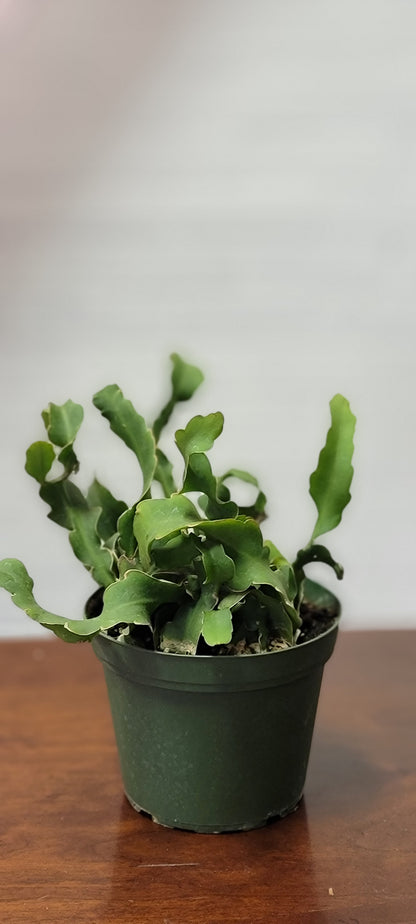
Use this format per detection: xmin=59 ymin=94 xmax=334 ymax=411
xmin=1 ymin=631 xmax=415 ymax=924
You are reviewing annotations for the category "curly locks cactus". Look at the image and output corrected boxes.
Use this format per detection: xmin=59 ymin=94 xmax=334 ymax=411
xmin=0 ymin=355 xmax=356 ymax=654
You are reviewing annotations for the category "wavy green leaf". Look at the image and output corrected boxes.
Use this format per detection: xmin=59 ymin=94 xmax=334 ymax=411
xmin=153 ymin=448 xmax=177 ymax=496
xmin=202 ymin=607 xmax=233 ymax=647
xmin=176 ymin=412 xmax=224 ymax=465
xmin=254 ymin=588 xmax=294 ymax=645
xmin=0 ymin=559 xmax=182 ymax=642
xmin=217 ymin=591 xmax=247 ymax=610
xmin=239 ymin=493 xmax=267 ymax=521
xmin=99 ymin=569 xmax=183 ymax=629
xmin=176 ymin=412 xmax=238 ymax=517
xmin=223 ymin=468 xmax=259 ymax=487
xmin=134 ymin=495 xmax=201 ymax=570
xmin=310 ymin=394 xmax=356 ymax=541
xmin=0 ymin=559 xmax=79 ymax=641
xmin=160 ymin=585 xmax=217 ymax=654
xmin=264 ymin=540 xmax=298 ymax=599
xmin=236 ymin=591 xmax=269 ymax=646
xmin=87 ymin=478 xmax=127 ymax=542
xmin=117 ymin=505 xmax=137 ymax=558
xmin=197 ymin=518 xmax=297 ymax=609
xmin=163 ymin=544 xmax=238 ymax=650
xmin=25 ymin=441 xmax=55 ymax=484
xmin=184 ymin=454 xmax=238 ymax=519
xmin=171 ymin=353 xmax=204 ymax=402
xmin=56 ymin=444 xmax=80 ymax=478
xmin=217 ymin=468 xmax=267 ymax=521
xmin=39 ymin=479 xmax=88 ymax=529
xmin=37 ymin=400 xmax=84 ymax=479
xmin=151 ymin=533 xmax=200 ymax=573
xmin=42 ymin=400 xmax=84 ymax=448
xmin=93 ymin=384 xmax=156 ymax=498
xmin=117 ymin=555 xmax=139 ymax=578
xmin=293 ymin=544 xmax=344 ymax=583
xmin=153 ymin=354 xmax=204 ymax=442
xmin=202 ymin=543 xmax=234 ymax=587
xmin=69 ymin=508 xmax=115 ymax=587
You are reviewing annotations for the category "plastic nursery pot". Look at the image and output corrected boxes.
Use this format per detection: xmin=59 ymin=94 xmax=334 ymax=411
xmin=91 ymin=580 xmax=340 ymax=834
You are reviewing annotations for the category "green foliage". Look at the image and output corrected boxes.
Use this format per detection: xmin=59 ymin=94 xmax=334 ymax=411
xmin=68 ymin=508 xmax=115 ymax=588
xmin=309 ymin=394 xmax=356 ymax=541
xmin=0 ymin=355 xmax=356 ymax=654
xmin=25 ymin=441 xmax=55 ymax=483
xmin=92 ymin=384 xmax=156 ymax=498
xmin=86 ymin=479 xmax=127 ymax=542
xmin=153 ymin=352 xmax=204 ymax=442
xmin=0 ymin=559 xmax=181 ymax=642
xmin=42 ymin=399 xmax=83 ymax=448
xmin=41 ymin=399 xmax=84 ymax=477
xmin=134 ymin=495 xmax=201 ymax=571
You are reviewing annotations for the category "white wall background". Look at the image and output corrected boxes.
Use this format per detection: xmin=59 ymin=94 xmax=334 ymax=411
xmin=1 ymin=0 xmax=415 ymax=638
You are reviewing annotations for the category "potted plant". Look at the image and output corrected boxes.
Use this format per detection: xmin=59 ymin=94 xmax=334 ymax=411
xmin=0 ymin=354 xmax=356 ymax=833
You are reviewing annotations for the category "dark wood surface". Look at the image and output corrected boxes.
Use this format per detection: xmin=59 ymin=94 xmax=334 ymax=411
xmin=1 ymin=631 xmax=415 ymax=924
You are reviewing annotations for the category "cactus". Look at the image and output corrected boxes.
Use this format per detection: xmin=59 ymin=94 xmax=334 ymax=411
xmin=0 ymin=355 xmax=356 ymax=654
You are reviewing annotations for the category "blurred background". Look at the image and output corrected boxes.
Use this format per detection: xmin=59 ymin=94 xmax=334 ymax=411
xmin=1 ymin=0 xmax=415 ymax=637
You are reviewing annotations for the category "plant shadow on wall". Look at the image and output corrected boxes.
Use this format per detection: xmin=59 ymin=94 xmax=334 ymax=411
xmin=0 ymin=354 xmax=356 ymax=833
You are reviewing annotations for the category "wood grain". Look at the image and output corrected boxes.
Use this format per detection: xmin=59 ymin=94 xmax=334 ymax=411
xmin=1 ymin=631 xmax=415 ymax=923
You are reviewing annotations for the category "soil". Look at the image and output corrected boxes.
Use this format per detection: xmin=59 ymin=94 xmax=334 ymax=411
xmin=85 ymin=586 xmax=337 ymax=653
xmin=297 ymin=597 xmax=338 ymax=644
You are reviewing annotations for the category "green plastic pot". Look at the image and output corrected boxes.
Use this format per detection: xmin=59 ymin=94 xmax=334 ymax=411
xmin=92 ymin=580 xmax=339 ymax=833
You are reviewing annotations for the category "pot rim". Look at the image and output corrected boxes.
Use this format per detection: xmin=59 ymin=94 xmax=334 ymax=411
xmin=92 ymin=615 xmax=340 ymax=693
xmin=92 ymin=575 xmax=340 ymax=657
xmin=97 ymin=608 xmax=340 ymax=659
